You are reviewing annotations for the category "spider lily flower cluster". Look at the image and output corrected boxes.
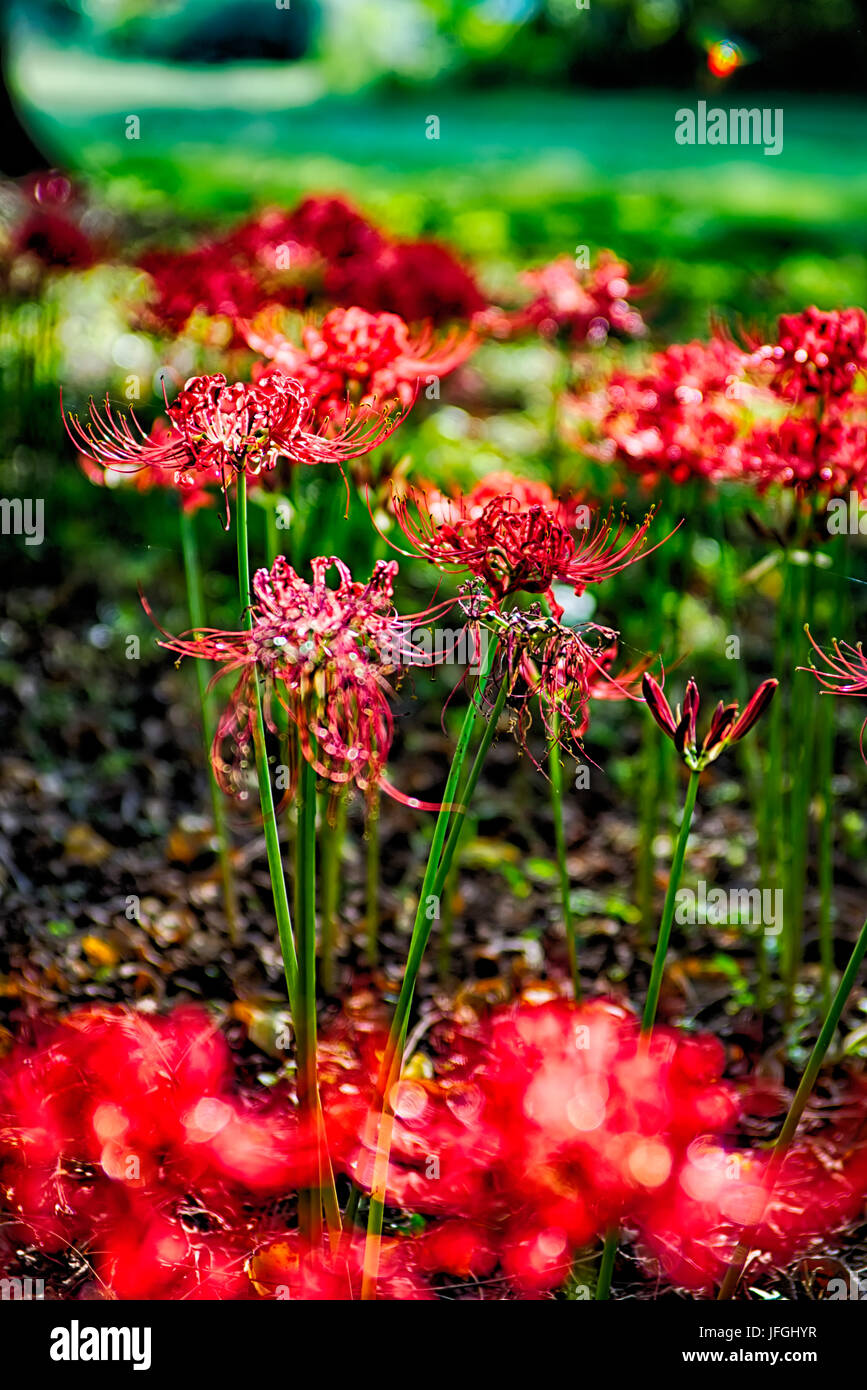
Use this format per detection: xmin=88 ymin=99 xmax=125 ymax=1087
xmin=574 ymin=307 xmax=867 ymax=499
xmin=39 ymin=179 xmax=867 ymax=1304
xmin=243 ymin=304 xmax=476 ymax=420
xmin=6 ymin=1001 xmax=866 ymax=1300
xmin=391 ymin=483 xmax=666 ymax=619
xmin=642 ymin=674 xmax=778 ymax=772
xmin=155 ymin=554 xmax=451 ymax=805
xmin=65 ymin=368 xmax=410 ymax=510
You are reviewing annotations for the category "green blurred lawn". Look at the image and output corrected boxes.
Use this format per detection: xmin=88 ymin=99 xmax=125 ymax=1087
xmin=12 ymin=36 xmax=867 ymax=332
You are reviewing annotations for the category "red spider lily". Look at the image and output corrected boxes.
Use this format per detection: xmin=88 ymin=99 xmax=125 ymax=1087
xmin=745 ymin=307 xmax=867 ymax=403
xmin=641 ymin=1132 xmax=867 ymax=1292
xmin=271 ymin=194 xmax=386 ymax=267
xmin=488 ymin=251 xmax=646 ymax=344
xmin=322 ymin=996 xmax=740 ymax=1295
xmin=12 ymin=209 xmax=96 ymax=271
xmin=63 ymin=370 xmax=410 ymax=518
xmin=390 ymin=486 xmax=667 ymax=617
xmin=0 ymin=1006 xmax=318 ymax=1283
xmin=248 ymin=1232 xmax=432 ymax=1301
xmin=327 ymin=238 xmax=486 ymax=324
xmin=575 ymin=338 xmax=748 ymax=486
xmin=137 ymin=243 xmax=268 ymax=341
xmin=739 ymin=410 xmax=867 ymax=497
xmin=801 ymin=626 xmax=867 ymax=756
xmin=149 ymin=554 xmax=452 ymax=807
xmin=642 ymin=673 xmax=778 ymax=772
xmin=243 ymin=304 xmax=474 ymax=420
xmin=252 ymin=196 xmax=484 ymax=324
xmin=220 ymin=206 xmax=322 ymax=281
xmin=135 ymin=197 xmax=380 ymax=340
xmin=6 ymin=173 xmax=103 ymax=275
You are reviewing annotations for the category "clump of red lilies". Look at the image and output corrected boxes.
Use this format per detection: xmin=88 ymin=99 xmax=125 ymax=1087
xmin=4 ymin=1000 xmax=867 ymax=1301
xmin=244 ymin=304 xmax=475 ymax=423
xmin=578 ymin=306 xmax=867 ymax=499
xmin=151 ymin=553 xmax=452 ymax=805
xmin=65 ymin=368 xmax=409 ymax=514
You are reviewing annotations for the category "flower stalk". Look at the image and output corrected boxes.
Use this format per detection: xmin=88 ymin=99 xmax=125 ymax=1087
xmin=360 ymin=636 xmax=502 ymax=1299
xmin=179 ymin=506 xmax=239 ymax=943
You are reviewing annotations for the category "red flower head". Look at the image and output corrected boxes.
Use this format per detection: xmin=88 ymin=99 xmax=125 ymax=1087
xmin=8 ymin=173 xmax=101 ymax=272
xmin=801 ymin=625 xmax=867 ymax=757
xmin=579 ymin=338 xmax=748 ymax=485
xmin=392 ymin=484 xmax=666 ymax=617
xmin=244 ymin=304 xmax=474 ymax=420
xmin=327 ymin=239 xmax=486 ymax=325
xmin=0 ymin=1005 xmax=317 ymax=1275
xmin=739 ymin=410 xmax=867 ymax=498
xmin=137 ymin=243 xmax=266 ymax=341
xmin=323 ymin=996 xmax=739 ymax=1296
xmin=642 ymin=674 xmax=778 ymax=772
xmin=281 ymin=194 xmax=386 ymax=265
xmin=63 ymin=370 xmax=410 ymax=516
xmin=505 ymin=251 xmax=647 ymax=344
xmin=748 ymin=307 xmax=867 ymax=403
xmin=150 ymin=554 xmax=448 ymax=806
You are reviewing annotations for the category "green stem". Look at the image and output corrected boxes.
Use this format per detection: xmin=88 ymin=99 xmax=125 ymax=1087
xmin=642 ymin=769 xmax=701 ymax=1033
xmin=719 ymin=912 xmax=867 ymax=1299
xmin=595 ymin=1227 xmax=618 ymax=1301
xmin=235 ymin=474 xmax=298 ymax=1011
xmin=295 ymin=754 xmax=322 ymax=1244
xmin=361 ymin=636 xmax=501 ymax=1299
xmin=265 ymin=497 xmax=280 ymax=567
xmin=548 ymin=713 xmax=580 ymax=998
xmin=179 ymin=506 xmax=239 ymax=943
xmin=434 ymin=676 xmax=509 ymax=897
xmin=320 ymin=786 xmax=347 ymax=996
xmin=600 ymin=768 xmax=700 ymax=1293
xmin=365 ymin=788 xmax=380 ymax=968
xmin=636 ymin=719 xmax=661 ymax=947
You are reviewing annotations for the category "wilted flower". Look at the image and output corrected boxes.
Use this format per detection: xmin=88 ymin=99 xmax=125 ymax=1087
xmin=642 ymin=673 xmax=778 ymax=772
xmin=150 ymin=554 xmax=448 ymax=805
xmin=480 ymin=606 xmax=647 ymax=762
